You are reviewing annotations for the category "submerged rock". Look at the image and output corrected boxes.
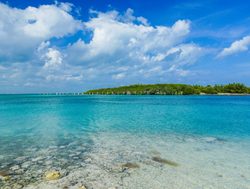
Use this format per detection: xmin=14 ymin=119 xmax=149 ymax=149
xmin=84 ymin=158 xmax=92 ymax=163
xmin=0 ymin=171 xmax=9 ymax=176
xmin=21 ymin=161 xmax=32 ymax=169
xmin=0 ymin=175 xmax=11 ymax=181
xmin=152 ymin=156 xmax=178 ymax=167
xmin=121 ymin=162 xmax=140 ymax=170
xmin=15 ymin=168 xmax=25 ymax=174
xmin=14 ymin=156 xmax=28 ymax=162
xmin=203 ymin=137 xmax=217 ymax=143
xmin=0 ymin=171 xmax=11 ymax=181
xmin=44 ymin=170 xmax=61 ymax=180
xmin=10 ymin=165 xmax=20 ymax=171
xmin=12 ymin=183 xmax=24 ymax=189
xmin=79 ymin=186 xmax=87 ymax=189
xmin=31 ymin=156 xmax=44 ymax=162
xmin=149 ymin=150 xmax=161 ymax=156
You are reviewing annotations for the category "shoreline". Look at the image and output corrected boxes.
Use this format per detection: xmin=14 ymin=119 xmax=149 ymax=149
xmin=84 ymin=93 xmax=250 ymax=96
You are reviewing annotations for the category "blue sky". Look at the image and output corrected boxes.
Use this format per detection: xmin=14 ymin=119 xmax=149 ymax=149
xmin=0 ymin=0 xmax=250 ymax=93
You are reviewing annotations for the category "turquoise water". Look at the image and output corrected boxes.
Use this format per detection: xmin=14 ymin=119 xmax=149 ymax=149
xmin=0 ymin=95 xmax=250 ymax=188
xmin=1 ymin=95 xmax=250 ymax=138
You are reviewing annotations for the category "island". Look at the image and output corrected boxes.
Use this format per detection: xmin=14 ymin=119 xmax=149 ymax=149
xmin=84 ymin=83 xmax=250 ymax=95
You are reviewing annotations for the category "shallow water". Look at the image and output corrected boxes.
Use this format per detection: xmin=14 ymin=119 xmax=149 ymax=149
xmin=0 ymin=95 xmax=250 ymax=188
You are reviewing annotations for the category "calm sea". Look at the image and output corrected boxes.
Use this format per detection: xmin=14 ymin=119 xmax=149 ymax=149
xmin=0 ymin=95 xmax=250 ymax=188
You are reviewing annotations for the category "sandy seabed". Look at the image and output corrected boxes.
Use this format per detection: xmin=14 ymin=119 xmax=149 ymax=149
xmin=1 ymin=132 xmax=245 ymax=189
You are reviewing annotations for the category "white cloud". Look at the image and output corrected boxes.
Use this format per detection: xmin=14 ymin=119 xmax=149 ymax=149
xmin=66 ymin=9 xmax=200 ymax=80
xmin=218 ymin=35 xmax=250 ymax=57
xmin=36 ymin=44 xmax=84 ymax=82
xmin=0 ymin=2 xmax=82 ymax=62
xmin=0 ymin=4 xmax=206 ymax=92
xmin=42 ymin=48 xmax=63 ymax=69
xmin=57 ymin=2 xmax=74 ymax=12
xmin=137 ymin=16 xmax=149 ymax=26
xmin=68 ymin=10 xmax=191 ymax=60
xmin=151 ymin=43 xmax=203 ymax=63
xmin=45 ymin=74 xmax=83 ymax=81
xmin=112 ymin=73 xmax=126 ymax=80
xmin=22 ymin=4 xmax=81 ymax=38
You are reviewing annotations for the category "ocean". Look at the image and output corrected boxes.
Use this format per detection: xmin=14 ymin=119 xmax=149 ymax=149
xmin=0 ymin=95 xmax=250 ymax=188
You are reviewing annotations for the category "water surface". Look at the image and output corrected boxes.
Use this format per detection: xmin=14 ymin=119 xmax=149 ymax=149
xmin=0 ymin=95 xmax=250 ymax=188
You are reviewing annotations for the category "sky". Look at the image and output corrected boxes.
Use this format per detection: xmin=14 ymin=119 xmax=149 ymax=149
xmin=0 ymin=0 xmax=250 ymax=93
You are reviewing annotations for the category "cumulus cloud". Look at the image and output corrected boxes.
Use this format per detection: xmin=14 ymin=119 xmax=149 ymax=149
xmin=42 ymin=48 xmax=63 ymax=69
xmin=69 ymin=10 xmax=191 ymax=59
xmin=0 ymin=2 xmax=82 ymax=62
xmin=37 ymin=43 xmax=84 ymax=82
xmin=112 ymin=73 xmax=126 ymax=80
xmin=218 ymin=35 xmax=250 ymax=57
xmin=65 ymin=9 xmax=203 ymax=83
xmin=0 ymin=3 xmax=205 ymax=92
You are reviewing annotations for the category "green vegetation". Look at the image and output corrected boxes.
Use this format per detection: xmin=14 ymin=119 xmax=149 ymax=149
xmin=84 ymin=83 xmax=250 ymax=95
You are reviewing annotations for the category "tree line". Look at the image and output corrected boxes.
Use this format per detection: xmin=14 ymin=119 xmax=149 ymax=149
xmin=84 ymin=83 xmax=250 ymax=95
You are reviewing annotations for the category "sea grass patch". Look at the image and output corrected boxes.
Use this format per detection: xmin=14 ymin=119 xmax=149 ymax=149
xmin=152 ymin=156 xmax=178 ymax=167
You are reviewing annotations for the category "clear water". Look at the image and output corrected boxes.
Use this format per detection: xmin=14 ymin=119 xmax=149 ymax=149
xmin=0 ymin=95 xmax=250 ymax=189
